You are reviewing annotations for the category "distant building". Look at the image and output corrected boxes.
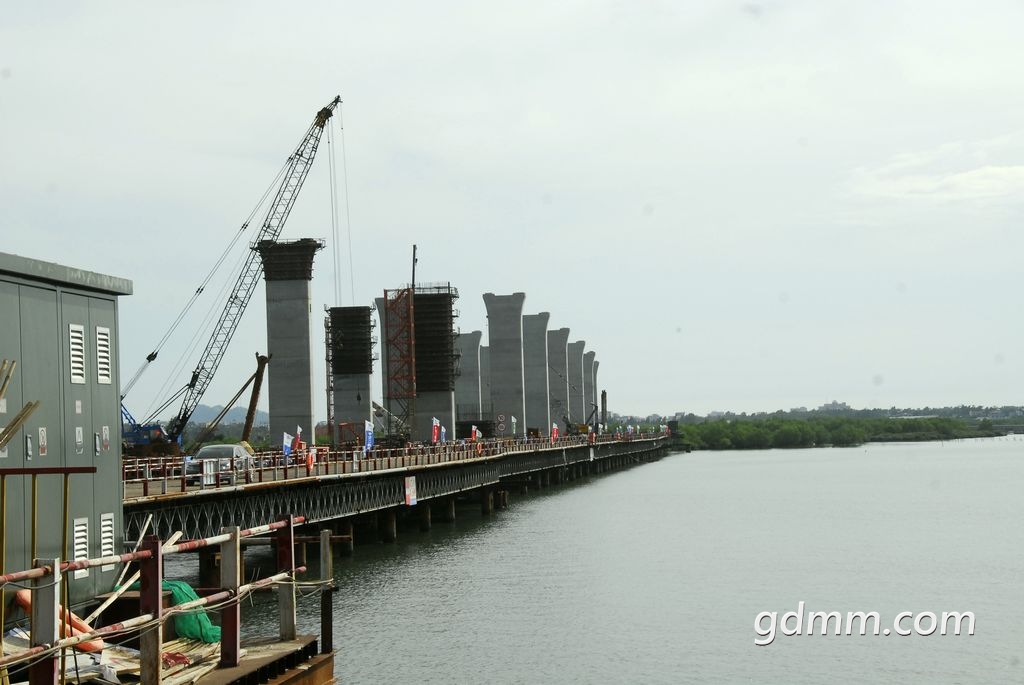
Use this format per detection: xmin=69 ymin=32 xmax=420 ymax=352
xmin=818 ymin=401 xmax=851 ymax=413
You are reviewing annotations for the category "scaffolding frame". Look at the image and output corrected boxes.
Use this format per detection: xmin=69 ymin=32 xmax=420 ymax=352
xmin=383 ymin=288 xmax=415 ymax=439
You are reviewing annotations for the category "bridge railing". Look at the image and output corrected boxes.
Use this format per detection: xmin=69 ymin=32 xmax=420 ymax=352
xmin=122 ymin=433 xmax=661 ymax=497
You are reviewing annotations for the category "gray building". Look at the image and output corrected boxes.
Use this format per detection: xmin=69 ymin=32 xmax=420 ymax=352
xmin=0 ymin=252 xmax=131 ymax=604
xmin=257 ymin=239 xmax=321 ymax=447
xmin=482 ymin=293 xmax=526 ymax=437
xmin=522 ymin=313 xmax=551 ymax=435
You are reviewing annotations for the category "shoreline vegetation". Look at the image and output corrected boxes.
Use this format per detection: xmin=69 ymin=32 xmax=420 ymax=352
xmin=671 ymin=417 xmax=1006 ymax=451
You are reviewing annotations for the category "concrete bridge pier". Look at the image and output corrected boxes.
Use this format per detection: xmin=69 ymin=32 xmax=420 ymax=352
xmin=417 ymin=502 xmax=432 ymax=532
xmin=199 ymin=547 xmax=220 ymax=588
xmin=544 ymin=471 xmax=552 ymax=487
xmin=379 ymin=510 xmax=398 ymax=543
xmin=353 ymin=514 xmax=378 ymax=545
xmin=334 ymin=519 xmax=354 ymax=556
xmin=480 ymin=489 xmax=494 ymax=516
xmin=435 ymin=497 xmax=457 ymax=523
xmin=532 ymin=472 xmax=545 ymax=490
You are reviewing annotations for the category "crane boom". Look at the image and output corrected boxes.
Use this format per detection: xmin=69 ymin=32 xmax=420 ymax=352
xmin=165 ymin=96 xmax=340 ymax=441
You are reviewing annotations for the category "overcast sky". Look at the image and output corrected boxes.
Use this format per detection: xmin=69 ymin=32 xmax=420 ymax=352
xmin=4 ymin=1 xmax=1024 ymax=419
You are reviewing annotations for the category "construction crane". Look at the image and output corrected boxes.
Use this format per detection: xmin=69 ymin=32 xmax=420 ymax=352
xmin=163 ymin=95 xmax=341 ymax=442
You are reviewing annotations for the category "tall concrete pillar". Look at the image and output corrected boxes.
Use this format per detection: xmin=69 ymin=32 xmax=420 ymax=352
xmin=479 ymin=345 xmax=491 ymax=420
xmin=411 ymin=287 xmax=457 ymax=443
xmin=522 ymin=313 xmax=551 ymax=435
xmin=374 ymin=296 xmax=389 ymax=407
xmin=258 ymin=239 xmax=322 ymax=447
xmin=567 ymin=340 xmax=586 ymax=424
xmin=455 ymin=331 xmax=483 ymax=422
xmin=482 ymin=293 xmax=526 ymax=437
xmin=592 ymin=360 xmax=600 ymax=428
xmin=583 ymin=351 xmax=596 ymax=428
xmin=547 ymin=328 xmax=570 ymax=429
xmin=416 ymin=392 xmax=454 ymax=443
xmin=329 ymin=306 xmax=373 ymax=443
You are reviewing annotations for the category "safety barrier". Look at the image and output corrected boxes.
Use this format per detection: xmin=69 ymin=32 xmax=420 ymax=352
xmin=0 ymin=514 xmax=322 ymax=685
xmin=122 ymin=433 xmax=660 ymax=497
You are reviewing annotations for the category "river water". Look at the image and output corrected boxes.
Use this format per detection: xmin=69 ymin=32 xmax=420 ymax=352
xmin=238 ymin=438 xmax=1024 ymax=683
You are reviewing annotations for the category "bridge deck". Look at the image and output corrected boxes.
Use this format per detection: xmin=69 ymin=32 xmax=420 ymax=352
xmin=123 ymin=435 xmax=667 ymax=540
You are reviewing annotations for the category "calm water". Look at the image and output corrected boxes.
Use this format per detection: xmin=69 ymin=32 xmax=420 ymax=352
xmin=238 ymin=438 xmax=1024 ymax=683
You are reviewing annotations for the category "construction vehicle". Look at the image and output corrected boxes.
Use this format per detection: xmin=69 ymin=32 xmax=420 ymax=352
xmin=121 ymin=405 xmax=175 ymax=455
xmin=562 ymin=404 xmax=600 ymax=437
xmin=122 ymin=96 xmax=340 ymax=452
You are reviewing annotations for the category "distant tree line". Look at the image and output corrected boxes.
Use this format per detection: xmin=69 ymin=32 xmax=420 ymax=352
xmin=672 ymin=416 xmax=1001 ymax=451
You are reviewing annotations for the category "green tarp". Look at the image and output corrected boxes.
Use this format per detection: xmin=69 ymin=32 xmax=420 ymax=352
xmin=124 ymin=579 xmax=221 ymax=643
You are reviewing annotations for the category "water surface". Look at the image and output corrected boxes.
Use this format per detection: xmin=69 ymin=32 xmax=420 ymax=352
xmin=241 ymin=438 xmax=1023 ymax=683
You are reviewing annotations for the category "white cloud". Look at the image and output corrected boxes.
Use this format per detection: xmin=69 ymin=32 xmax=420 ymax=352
xmin=849 ymin=134 xmax=1024 ymax=203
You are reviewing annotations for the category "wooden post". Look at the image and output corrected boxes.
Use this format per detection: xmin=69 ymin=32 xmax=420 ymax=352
xmin=28 ymin=558 xmax=59 ymax=685
xmin=139 ymin=536 xmax=163 ymax=685
xmin=319 ymin=529 xmax=333 ymax=654
xmin=219 ymin=526 xmax=240 ymax=667
xmin=275 ymin=514 xmax=296 ymax=641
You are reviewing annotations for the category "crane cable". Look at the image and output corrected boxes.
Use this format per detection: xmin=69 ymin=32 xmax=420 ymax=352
xmin=327 ymin=116 xmax=342 ymax=306
xmin=123 ymin=163 xmax=290 ymax=402
xmin=338 ymin=105 xmax=356 ymax=305
xmin=143 ymin=239 xmax=252 ymax=424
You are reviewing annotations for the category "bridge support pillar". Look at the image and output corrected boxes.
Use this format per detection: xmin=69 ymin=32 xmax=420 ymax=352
xmin=379 ymin=510 xmax=397 ymax=543
xmin=417 ymin=502 xmax=432 ymax=532
xmin=480 ymin=489 xmax=494 ymax=516
xmin=335 ymin=519 xmax=354 ymax=555
xmin=198 ymin=547 xmax=220 ymax=588
xmin=544 ymin=470 xmax=552 ymax=487
xmin=533 ymin=472 xmax=544 ymax=490
xmin=436 ymin=497 xmax=456 ymax=523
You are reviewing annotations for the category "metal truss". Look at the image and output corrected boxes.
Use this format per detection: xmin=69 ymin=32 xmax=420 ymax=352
xmin=125 ymin=438 xmax=668 ymax=540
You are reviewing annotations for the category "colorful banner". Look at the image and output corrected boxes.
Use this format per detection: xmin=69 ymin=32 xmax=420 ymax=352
xmin=283 ymin=432 xmax=294 ymax=456
xmin=431 ymin=416 xmax=440 ymax=444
